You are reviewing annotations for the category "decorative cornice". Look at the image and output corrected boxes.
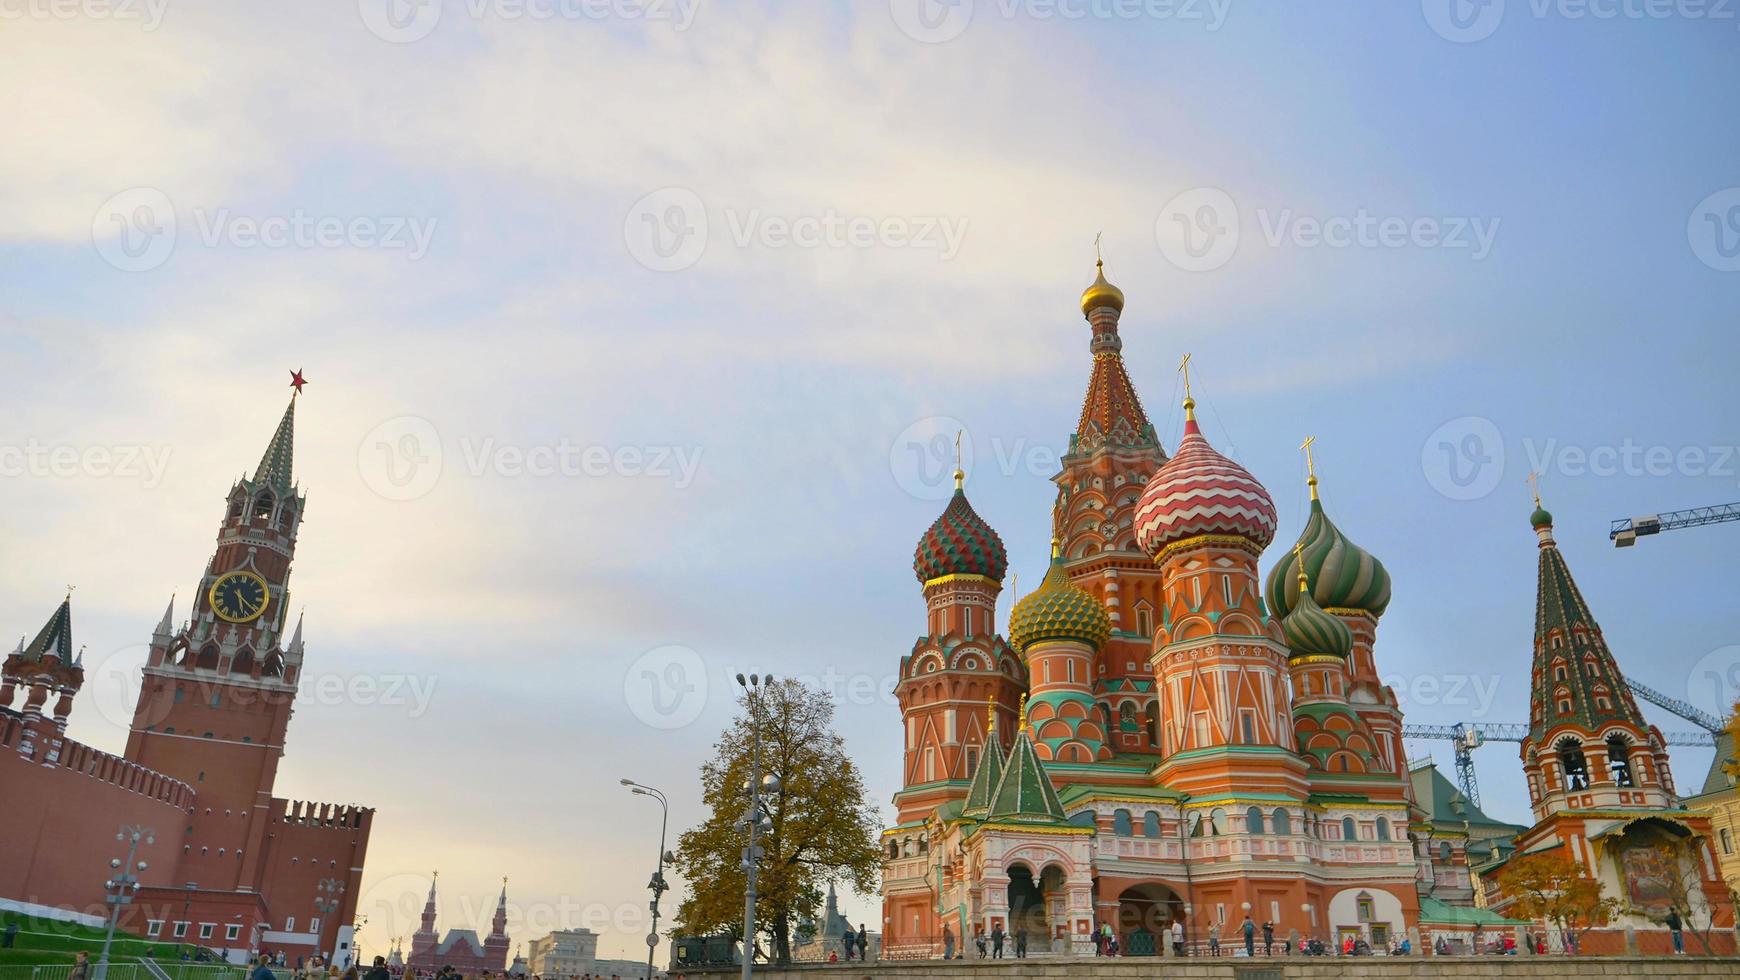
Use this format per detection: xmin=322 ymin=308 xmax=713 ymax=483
xmin=1152 ymin=533 xmax=1264 ymax=567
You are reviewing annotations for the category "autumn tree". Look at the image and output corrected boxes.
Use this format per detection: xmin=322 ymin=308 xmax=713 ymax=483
xmin=1497 ymin=851 xmax=1619 ymax=953
xmin=1643 ymin=838 xmax=1725 ymax=955
xmin=672 ymin=678 xmax=881 ymax=964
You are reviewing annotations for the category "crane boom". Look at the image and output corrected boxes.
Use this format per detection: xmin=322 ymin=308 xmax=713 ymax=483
xmin=1611 ymin=501 xmax=1740 ymax=547
xmin=1624 ymin=677 xmax=1726 ymax=733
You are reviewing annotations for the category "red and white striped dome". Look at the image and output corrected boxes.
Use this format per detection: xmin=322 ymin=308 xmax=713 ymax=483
xmin=1134 ymin=411 xmax=1277 ymax=557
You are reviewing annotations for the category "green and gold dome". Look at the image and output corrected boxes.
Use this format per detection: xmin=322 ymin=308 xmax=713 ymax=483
xmin=1008 ymin=541 xmax=1111 ymax=653
xmin=1280 ymin=548 xmax=1353 ymax=659
xmin=913 ymin=471 xmax=1008 ymax=586
xmin=1265 ymin=477 xmax=1392 ymax=620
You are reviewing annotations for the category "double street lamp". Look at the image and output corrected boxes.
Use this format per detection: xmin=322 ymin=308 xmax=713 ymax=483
xmin=620 ymin=779 xmax=673 ymax=980
xmin=734 ymin=673 xmax=781 ymax=980
xmin=98 ymin=826 xmax=154 ymax=980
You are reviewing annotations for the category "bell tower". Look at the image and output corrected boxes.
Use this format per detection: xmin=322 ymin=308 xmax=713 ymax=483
xmin=123 ymin=382 xmax=311 ymax=892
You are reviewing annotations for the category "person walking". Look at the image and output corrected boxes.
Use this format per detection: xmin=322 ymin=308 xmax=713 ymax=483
xmin=857 ymin=923 xmax=869 ymax=962
xmin=1667 ymin=908 xmax=1685 ymax=954
xmin=1242 ymin=915 xmax=1255 ymax=957
xmin=942 ymin=923 xmax=954 ymax=960
xmin=69 ymin=952 xmax=92 ymax=980
xmin=365 ymin=956 xmax=390 ymax=980
xmin=1013 ymin=925 xmax=1027 ymax=959
xmin=974 ymin=926 xmax=986 ymax=959
xmin=1209 ymin=920 xmax=1220 ymax=957
xmin=2 ymin=922 xmax=17 ymax=949
xmin=1171 ymin=919 xmax=1184 ymax=957
xmin=842 ymin=922 xmax=856 ymax=962
xmin=1262 ymin=920 xmax=1273 ymax=956
xmin=1091 ymin=921 xmax=1104 ymax=957
xmin=990 ymin=924 xmax=1005 ymax=959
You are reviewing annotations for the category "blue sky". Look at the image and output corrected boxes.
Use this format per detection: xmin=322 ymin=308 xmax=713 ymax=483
xmin=4 ymin=0 xmax=1739 ymax=961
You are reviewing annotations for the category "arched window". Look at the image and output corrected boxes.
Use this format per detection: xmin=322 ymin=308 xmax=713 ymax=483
xmin=1188 ymin=812 xmax=1204 ymax=838
xmin=1113 ymin=809 xmax=1133 ymax=836
xmin=1118 ymin=701 xmax=1137 ymax=731
xmin=253 ymin=492 xmax=275 ymax=522
xmin=1342 ymin=817 xmax=1357 ymax=841
xmin=1272 ymin=809 xmax=1291 ymax=835
xmin=1607 ymin=735 xmax=1634 ymax=786
xmin=1376 ymin=818 xmax=1390 ymax=841
xmin=1209 ymin=808 xmax=1227 ymax=836
xmin=889 ymin=841 xmax=899 ymax=860
xmin=1246 ymin=806 xmax=1265 ymax=835
xmin=1558 ymin=738 xmax=1590 ymax=790
xmin=1143 ymin=811 xmax=1161 ymax=839
xmin=1136 ymin=606 xmax=1154 ymax=637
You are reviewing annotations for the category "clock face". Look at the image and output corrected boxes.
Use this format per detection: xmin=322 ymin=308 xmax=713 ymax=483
xmin=209 ymin=570 xmax=270 ymax=624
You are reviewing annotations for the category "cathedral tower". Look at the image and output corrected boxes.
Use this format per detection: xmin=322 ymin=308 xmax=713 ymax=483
xmin=893 ymin=465 xmax=1024 ymax=822
xmin=1008 ymin=541 xmax=1113 ymax=762
xmin=1051 ymin=260 xmax=1170 ymax=755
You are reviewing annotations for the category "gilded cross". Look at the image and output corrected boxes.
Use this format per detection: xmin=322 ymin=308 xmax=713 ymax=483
xmin=1526 ymin=470 xmax=1542 ymax=506
xmin=1178 ymin=352 xmax=1193 ymax=400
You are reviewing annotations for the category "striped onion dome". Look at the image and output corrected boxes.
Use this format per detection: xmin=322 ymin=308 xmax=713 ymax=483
xmin=1008 ymin=547 xmax=1111 ymax=653
xmin=913 ymin=480 xmax=1008 ymax=586
xmin=1281 ymin=570 xmax=1354 ymax=659
xmin=1133 ymin=406 xmax=1277 ymax=557
xmin=1264 ymin=496 xmax=1392 ymax=619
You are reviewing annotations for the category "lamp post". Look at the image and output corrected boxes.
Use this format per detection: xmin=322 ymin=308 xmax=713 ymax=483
xmin=1176 ymin=793 xmax=1195 ymax=956
xmin=314 ymin=878 xmax=345 ymax=962
xmin=621 ymin=779 xmax=674 ymax=980
xmin=734 ymin=673 xmax=781 ymax=980
xmin=98 ymin=826 xmax=155 ymax=980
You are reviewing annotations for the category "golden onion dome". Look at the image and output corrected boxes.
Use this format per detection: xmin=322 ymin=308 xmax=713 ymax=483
xmin=1079 ymin=259 xmax=1125 ymax=316
xmin=1008 ymin=542 xmax=1112 ymax=653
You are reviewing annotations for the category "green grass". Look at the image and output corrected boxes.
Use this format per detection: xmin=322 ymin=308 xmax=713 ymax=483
xmin=0 ymin=912 xmax=205 ymax=963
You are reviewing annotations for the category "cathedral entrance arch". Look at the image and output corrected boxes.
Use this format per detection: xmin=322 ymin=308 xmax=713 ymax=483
xmin=1116 ymin=883 xmax=1180 ymax=956
xmin=1006 ymin=863 xmax=1047 ymax=940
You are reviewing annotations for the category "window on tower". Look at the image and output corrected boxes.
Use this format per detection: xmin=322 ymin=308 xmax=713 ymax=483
xmin=1341 ymin=817 xmax=1356 ymax=841
xmin=1558 ymin=739 xmax=1590 ymax=790
xmin=1607 ymin=735 xmax=1634 ymax=786
xmin=253 ymin=493 xmax=275 ymax=522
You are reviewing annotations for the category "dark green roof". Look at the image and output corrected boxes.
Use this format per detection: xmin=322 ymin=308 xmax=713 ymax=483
xmin=1696 ymin=732 xmax=1737 ymax=798
xmin=253 ymin=397 xmax=297 ymax=492
xmin=987 ymin=729 xmax=1067 ymax=823
xmin=962 ymin=732 xmax=1005 ymax=818
xmin=1418 ymin=896 xmax=1527 ymax=927
xmin=20 ymin=597 xmax=74 ymax=662
xmin=1529 ymin=529 xmax=1650 ymax=742
xmin=1409 ymin=762 xmax=1528 ymax=836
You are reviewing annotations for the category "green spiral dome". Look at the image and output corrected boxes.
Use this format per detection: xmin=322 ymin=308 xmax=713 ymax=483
xmin=1265 ymin=497 xmax=1392 ymax=620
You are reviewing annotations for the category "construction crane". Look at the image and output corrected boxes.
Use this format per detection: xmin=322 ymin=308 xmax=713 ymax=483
xmin=1402 ymin=677 xmax=1723 ymax=808
xmin=1610 ymin=501 xmax=1740 ymax=547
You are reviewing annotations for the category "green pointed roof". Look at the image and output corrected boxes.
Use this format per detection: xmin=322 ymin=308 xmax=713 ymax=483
xmin=986 ymin=722 xmax=1068 ymax=824
xmin=962 ymin=725 xmax=1005 ymax=818
xmin=253 ymin=396 xmax=297 ymax=492
xmin=21 ymin=597 xmax=74 ymax=662
xmin=1528 ymin=508 xmax=1649 ymax=742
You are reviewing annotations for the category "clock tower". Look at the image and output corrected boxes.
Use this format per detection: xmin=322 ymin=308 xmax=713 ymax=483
xmin=124 ymin=393 xmax=310 ymax=894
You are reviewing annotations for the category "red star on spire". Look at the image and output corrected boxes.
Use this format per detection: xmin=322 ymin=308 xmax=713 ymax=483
xmin=289 ymin=368 xmax=308 ymax=394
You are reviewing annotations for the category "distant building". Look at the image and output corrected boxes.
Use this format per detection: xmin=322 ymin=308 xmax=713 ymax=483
xmin=525 ymin=929 xmax=598 ymax=977
xmin=1684 ymin=732 xmax=1740 ymax=889
xmin=792 ymin=884 xmax=878 ymax=962
xmin=406 ymin=875 xmax=510 ymax=976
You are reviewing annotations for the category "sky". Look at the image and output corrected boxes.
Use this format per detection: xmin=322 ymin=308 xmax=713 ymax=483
xmin=4 ymin=0 xmax=1740 ymax=963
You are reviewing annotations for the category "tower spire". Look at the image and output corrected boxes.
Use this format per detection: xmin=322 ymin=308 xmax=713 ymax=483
xmin=253 ymin=395 xmax=297 ymax=492
xmin=1072 ymin=247 xmax=1156 ymax=455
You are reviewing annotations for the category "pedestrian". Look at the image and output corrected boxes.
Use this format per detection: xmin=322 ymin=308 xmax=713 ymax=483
xmin=858 ymin=923 xmax=869 ymax=962
xmin=1209 ymin=920 xmax=1220 ymax=957
xmin=1503 ymin=933 xmax=1516 ymax=956
xmin=1171 ymin=919 xmax=1184 ymax=957
xmin=1091 ymin=920 xmax=1104 ymax=957
xmin=1242 ymin=915 xmax=1255 ymax=957
xmin=990 ymin=924 xmax=1004 ymax=959
xmin=942 ymin=922 xmax=953 ymax=960
xmin=2 ymin=922 xmax=17 ymax=949
xmin=70 ymin=952 xmax=92 ymax=980
xmin=1262 ymin=920 xmax=1273 ymax=956
xmin=366 ymin=957 xmax=391 ymax=980
xmin=1014 ymin=925 xmax=1027 ymax=959
xmin=974 ymin=926 xmax=986 ymax=959
xmin=843 ymin=922 xmax=856 ymax=962
xmin=343 ymin=965 xmax=360 ymax=980
xmin=1667 ymin=908 xmax=1685 ymax=954
xmin=1523 ymin=930 xmax=1534 ymax=955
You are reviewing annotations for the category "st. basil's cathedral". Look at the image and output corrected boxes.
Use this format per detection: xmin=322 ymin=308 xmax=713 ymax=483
xmin=878 ymin=261 xmax=1735 ymax=956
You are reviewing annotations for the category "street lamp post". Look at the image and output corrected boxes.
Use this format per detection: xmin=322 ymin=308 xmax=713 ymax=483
xmin=98 ymin=826 xmax=155 ymax=980
xmin=1177 ymin=793 xmax=1196 ymax=956
xmin=734 ymin=673 xmax=781 ymax=980
xmin=620 ymin=779 xmax=673 ymax=980
xmin=314 ymin=878 xmax=345 ymax=962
